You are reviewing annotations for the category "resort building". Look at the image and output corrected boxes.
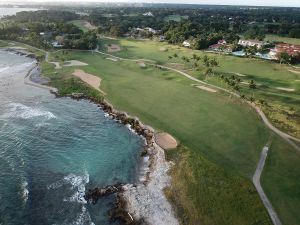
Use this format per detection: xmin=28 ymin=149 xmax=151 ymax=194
xmin=208 ymin=39 xmax=232 ymax=52
xmin=270 ymin=43 xmax=300 ymax=58
xmin=143 ymin=12 xmax=154 ymax=17
xmin=182 ymin=40 xmax=191 ymax=47
xmin=238 ymin=39 xmax=266 ymax=49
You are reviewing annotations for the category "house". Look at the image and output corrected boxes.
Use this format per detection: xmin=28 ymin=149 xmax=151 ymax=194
xmin=238 ymin=39 xmax=266 ymax=49
xmin=145 ymin=27 xmax=157 ymax=34
xmin=270 ymin=43 xmax=300 ymax=58
xmin=209 ymin=44 xmax=233 ymax=52
xmin=183 ymin=40 xmax=191 ymax=48
xmin=208 ymin=39 xmax=232 ymax=52
xmin=39 ymin=31 xmax=53 ymax=40
xmin=158 ymin=35 xmax=166 ymax=41
xmin=52 ymin=41 xmax=63 ymax=48
xmin=218 ymin=39 xmax=227 ymax=45
xmin=143 ymin=12 xmax=154 ymax=17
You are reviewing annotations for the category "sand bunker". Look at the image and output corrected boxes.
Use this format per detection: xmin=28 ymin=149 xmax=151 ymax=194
xmin=137 ymin=61 xmax=146 ymax=67
xmin=195 ymin=85 xmax=217 ymax=93
xmin=155 ymin=133 xmax=178 ymax=150
xmin=235 ymin=73 xmax=246 ymax=77
xmin=106 ymin=57 xmax=119 ymax=62
xmin=72 ymin=69 xmax=102 ymax=92
xmin=276 ymin=87 xmax=295 ymax=92
xmin=64 ymin=60 xmax=88 ymax=67
xmin=105 ymin=44 xmax=121 ymax=53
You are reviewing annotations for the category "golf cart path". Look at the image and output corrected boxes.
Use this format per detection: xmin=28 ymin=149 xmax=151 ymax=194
xmin=45 ymin=52 xmax=61 ymax=69
xmin=253 ymin=145 xmax=282 ymax=225
xmin=95 ymin=49 xmax=300 ymax=153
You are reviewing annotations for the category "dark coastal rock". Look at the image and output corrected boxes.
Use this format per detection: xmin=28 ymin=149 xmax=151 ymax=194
xmin=109 ymin=194 xmax=146 ymax=225
xmin=84 ymin=183 xmax=124 ymax=205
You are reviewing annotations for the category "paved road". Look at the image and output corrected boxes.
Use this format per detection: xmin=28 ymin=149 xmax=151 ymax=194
xmin=253 ymin=146 xmax=282 ymax=225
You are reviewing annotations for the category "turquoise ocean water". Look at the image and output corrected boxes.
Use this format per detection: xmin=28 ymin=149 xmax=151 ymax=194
xmin=0 ymin=51 xmax=143 ymax=225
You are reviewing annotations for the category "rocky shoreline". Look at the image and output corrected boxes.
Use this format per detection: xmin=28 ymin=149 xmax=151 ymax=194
xmin=70 ymin=94 xmax=179 ymax=225
xmin=23 ymin=51 xmax=179 ymax=225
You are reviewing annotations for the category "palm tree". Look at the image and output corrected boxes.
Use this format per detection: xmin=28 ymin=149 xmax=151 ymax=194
xmin=249 ymin=80 xmax=256 ymax=89
xmin=249 ymin=79 xmax=257 ymax=100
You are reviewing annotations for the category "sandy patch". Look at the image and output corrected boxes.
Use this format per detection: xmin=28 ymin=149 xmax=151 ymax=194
xmin=72 ymin=69 xmax=103 ymax=93
xmin=276 ymin=87 xmax=295 ymax=92
xmin=235 ymin=72 xmax=246 ymax=77
xmin=288 ymin=69 xmax=300 ymax=74
xmin=241 ymin=81 xmax=262 ymax=86
xmin=64 ymin=60 xmax=88 ymax=67
xmin=155 ymin=133 xmax=178 ymax=150
xmin=195 ymin=85 xmax=217 ymax=93
xmin=105 ymin=44 xmax=121 ymax=53
xmin=160 ymin=47 xmax=167 ymax=52
xmin=84 ymin=21 xmax=96 ymax=30
xmin=295 ymin=80 xmax=300 ymax=82
xmin=106 ymin=57 xmax=119 ymax=62
xmin=8 ymin=46 xmax=27 ymax=50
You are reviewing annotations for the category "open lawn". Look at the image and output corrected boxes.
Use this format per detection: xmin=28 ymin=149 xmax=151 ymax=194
xmin=164 ymin=14 xmax=189 ymax=22
xmin=265 ymin=34 xmax=300 ymax=45
xmin=38 ymin=48 xmax=299 ymax=225
xmin=70 ymin=20 xmax=96 ymax=32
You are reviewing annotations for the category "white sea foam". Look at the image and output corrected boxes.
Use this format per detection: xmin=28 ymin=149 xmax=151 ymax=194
xmin=63 ymin=172 xmax=89 ymax=204
xmin=2 ymin=102 xmax=56 ymax=120
xmin=21 ymin=181 xmax=29 ymax=203
xmin=71 ymin=205 xmax=94 ymax=225
xmin=0 ymin=66 xmax=10 ymax=73
xmin=47 ymin=171 xmax=93 ymax=225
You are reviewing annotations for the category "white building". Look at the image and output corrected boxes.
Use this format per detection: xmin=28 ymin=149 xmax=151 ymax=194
xmin=238 ymin=39 xmax=266 ymax=49
xmin=143 ymin=12 xmax=154 ymax=17
xmin=145 ymin=27 xmax=157 ymax=34
xmin=183 ymin=40 xmax=191 ymax=48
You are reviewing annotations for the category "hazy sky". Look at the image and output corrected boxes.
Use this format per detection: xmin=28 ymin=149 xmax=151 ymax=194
xmin=2 ymin=0 xmax=300 ymax=7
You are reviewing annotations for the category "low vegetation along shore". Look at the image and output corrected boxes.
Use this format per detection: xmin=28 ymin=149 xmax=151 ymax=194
xmin=3 ymin=38 xmax=300 ymax=225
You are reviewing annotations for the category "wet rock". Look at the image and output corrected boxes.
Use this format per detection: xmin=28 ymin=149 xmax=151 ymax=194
xmin=84 ymin=183 xmax=123 ymax=205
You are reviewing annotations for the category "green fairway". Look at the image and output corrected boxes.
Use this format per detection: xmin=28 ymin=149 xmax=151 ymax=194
xmin=164 ymin=14 xmax=189 ymax=22
xmin=39 ymin=48 xmax=300 ymax=225
xmin=98 ymin=38 xmax=300 ymax=138
xmin=265 ymin=34 xmax=300 ymax=45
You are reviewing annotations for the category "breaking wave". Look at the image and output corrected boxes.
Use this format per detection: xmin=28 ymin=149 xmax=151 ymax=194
xmin=0 ymin=66 xmax=10 ymax=73
xmin=2 ymin=102 xmax=56 ymax=120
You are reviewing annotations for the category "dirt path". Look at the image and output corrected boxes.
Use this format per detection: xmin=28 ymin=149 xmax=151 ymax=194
xmin=253 ymin=145 xmax=282 ymax=225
